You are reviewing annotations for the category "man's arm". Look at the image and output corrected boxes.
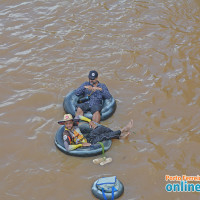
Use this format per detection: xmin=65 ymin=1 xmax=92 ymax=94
xmin=78 ymin=115 xmax=98 ymax=129
xmin=75 ymin=82 xmax=88 ymax=96
xmin=63 ymin=134 xmax=83 ymax=151
xmin=64 ymin=141 xmax=83 ymax=151
xmin=63 ymin=129 xmax=91 ymax=151
xmin=101 ymin=83 xmax=112 ymax=99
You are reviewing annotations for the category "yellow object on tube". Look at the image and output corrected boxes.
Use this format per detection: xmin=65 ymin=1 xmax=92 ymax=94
xmin=79 ymin=115 xmax=91 ymax=122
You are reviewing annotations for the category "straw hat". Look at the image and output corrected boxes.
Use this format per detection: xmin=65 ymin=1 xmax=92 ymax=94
xmin=58 ymin=114 xmax=73 ymax=125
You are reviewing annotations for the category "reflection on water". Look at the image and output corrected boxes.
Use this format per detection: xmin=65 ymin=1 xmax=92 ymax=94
xmin=0 ymin=0 xmax=200 ymax=199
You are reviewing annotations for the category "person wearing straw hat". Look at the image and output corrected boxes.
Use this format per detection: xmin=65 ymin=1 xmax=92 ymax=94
xmin=75 ymin=70 xmax=112 ymax=126
xmin=58 ymin=114 xmax=133 ymax=151
xmin=58 ymin=114 xmax=91 ymax=151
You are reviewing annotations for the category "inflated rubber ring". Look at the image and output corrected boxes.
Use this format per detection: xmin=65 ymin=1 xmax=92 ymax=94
xmin=63 ymin=90 xmax=116 ymax=121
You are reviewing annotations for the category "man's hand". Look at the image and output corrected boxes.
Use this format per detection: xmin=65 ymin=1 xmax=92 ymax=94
xmin=82 ymin=142 xmax=91 ymax=147
xmin=92 ymin=86 xmax=102 ymax=92
xmin=84 ymin=85 xmax=102 ymax=92
xmin=89 ymin=121 xmax=97 ymax=129
xmin=84 ymin=85 xmax=93 ymax=90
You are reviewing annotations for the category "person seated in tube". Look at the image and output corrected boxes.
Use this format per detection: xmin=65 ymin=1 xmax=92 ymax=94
xmin=58 ymin=114 xmax=133 ymax=151
xmin=75 ymin=70 xmax=112 ymax=126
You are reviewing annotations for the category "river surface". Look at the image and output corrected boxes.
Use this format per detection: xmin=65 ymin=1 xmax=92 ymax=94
xmin=0 ymin=0 xmax=200 ymax=199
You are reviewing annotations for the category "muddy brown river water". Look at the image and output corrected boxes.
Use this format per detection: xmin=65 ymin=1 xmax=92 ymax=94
xmin=0 ymin=0 xmax=200 ymax=199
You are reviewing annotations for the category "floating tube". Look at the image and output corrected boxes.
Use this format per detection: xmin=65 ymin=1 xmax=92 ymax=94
xmin=92 ymin=177 xmax=124 ymax=200
xmin=54 ymin=124 xmax=112 ymax=157
xmin=63 ymin=90 xmax=116 ymax=121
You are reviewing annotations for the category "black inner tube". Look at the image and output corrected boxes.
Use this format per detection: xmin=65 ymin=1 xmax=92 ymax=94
xmin=54 ymin=123 xmax=112 ymax=157
xmin=63 ymin=90 xmax=116 ymax=121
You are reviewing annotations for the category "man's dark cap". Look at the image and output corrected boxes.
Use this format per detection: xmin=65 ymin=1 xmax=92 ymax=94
xmin=88 ymin=70 xmax=98 ymax=80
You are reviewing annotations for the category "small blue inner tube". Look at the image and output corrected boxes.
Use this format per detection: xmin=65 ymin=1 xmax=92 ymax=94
xmin=92 ymin=178 xmax=124 ymax=200
xmin=63 ymin=90 xmax=116 ymax=121
xmin=54 ymin=124 xmax=112 ymax=157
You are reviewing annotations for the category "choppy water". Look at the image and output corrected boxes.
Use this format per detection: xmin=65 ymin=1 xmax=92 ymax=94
xmin=0 ymin=0 xmax=200 ymax=199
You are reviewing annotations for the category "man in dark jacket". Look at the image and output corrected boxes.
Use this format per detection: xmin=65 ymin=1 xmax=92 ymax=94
xmin=75 ymin=70 xmax=112 ymax=125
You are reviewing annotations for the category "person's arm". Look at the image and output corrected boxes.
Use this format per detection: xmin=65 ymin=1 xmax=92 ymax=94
xmin=75 ymin=82 xmax=88 ymax=96
xmin=78 ymin=115 xmax=91 ymax=122
xmin=63 ymin=133 xmax=83 ymax=151
xmin=100 ymin=84 xmax=112 ymax=99
xmin=78 ymin=115 xmax=98 ymax=129
xmin=64 ymin=141 xmax=83 ymax=151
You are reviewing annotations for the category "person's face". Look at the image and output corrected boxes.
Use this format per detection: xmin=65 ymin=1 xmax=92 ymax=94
xmin=64 ymin=120 xmax=73 ymax=129
xmin=89 ymin=77 xmax=98 ymax=85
